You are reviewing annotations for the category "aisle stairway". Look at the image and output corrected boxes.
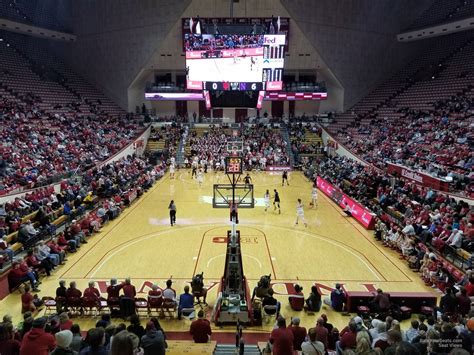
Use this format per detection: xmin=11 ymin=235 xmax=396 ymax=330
xmin=145 ymin=139 xmax=165 ymax=153
xmin=176 ymin=125 xmax=189 ymax=166
xmin=296 ymin=130 xmax=324 ymax=162
xmin=213 ymin=343 xmax=261 ymax=355
xmin=280 ymin=125 xmax=295 ymax=167
xmin=167 ymin=340 xmax=216 ymax=354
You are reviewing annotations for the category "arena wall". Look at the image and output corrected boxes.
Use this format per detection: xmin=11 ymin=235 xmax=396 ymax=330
xmin=280 ymin=0 xmax=436 ymax=110
xmin=48 ymin=0 xmax=192 ymax=109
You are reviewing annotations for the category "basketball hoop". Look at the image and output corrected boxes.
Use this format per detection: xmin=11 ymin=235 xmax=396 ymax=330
xmin=226 ymin=140 xmax=243 ymax=155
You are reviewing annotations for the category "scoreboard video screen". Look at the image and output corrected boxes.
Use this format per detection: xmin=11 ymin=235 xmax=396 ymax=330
xmin=185 ymin=34 xmax=286 ymax=91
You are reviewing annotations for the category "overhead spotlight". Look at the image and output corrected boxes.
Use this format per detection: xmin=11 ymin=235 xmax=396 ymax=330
xmin=0 ymin=38 xmax=3 ymax=41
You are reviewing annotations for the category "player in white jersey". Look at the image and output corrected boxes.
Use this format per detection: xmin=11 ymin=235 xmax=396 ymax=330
xmin=197 ymin=168 xmax=204 ymax=187
xmin=264 ymin=189 xmax=271 ymax=212
xmin=310 ymin=184 xmax=318 ymax=208
xmin=169 ymin=163 xmax=175 ymax=179
xmin=295 ymin=198 xmax=307 ymax=227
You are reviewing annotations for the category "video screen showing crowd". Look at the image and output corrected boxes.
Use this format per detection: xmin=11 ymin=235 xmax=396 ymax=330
xmin=184 ymin=18 xmax=287 ymax=91
xmin=185 ymin=34 xmax=265 ymax=85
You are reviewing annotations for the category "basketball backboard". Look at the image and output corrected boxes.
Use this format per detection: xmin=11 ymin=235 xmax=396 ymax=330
xmin=213 ymin=184 xmax=254 ymax=208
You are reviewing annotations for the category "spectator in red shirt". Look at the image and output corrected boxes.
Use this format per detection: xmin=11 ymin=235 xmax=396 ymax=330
xmin=57 ymin=233 xmax=77 ymax=253
xmin=190 ymin=310 xmax=212 ymax=343
xmin=370 ymin=288 xmax=391 ymax=313
xmin=120 ymin=278 xmax=136 ymax=318
xmin=0 ymin=322 xmax=21 ymax=355
xmin=107 ymin=278 xmax=123 ymax=300
xmin=21 ymin=284 xmax=36 ymax=314
xmin=289 ymin=317 xmax=306 ymax=351
xmin=66 ymin=281 xmax=82 ymax=300
xmin=84 ymin=281 xmax=101 ymax=303
xmin=58 ymin=312 xmax=73 ymax=331
xmin=465 ymin=277 xmax=474 ymax=297
xmin=314 ymin=317 xmax=329 ymax=351
xmin=269 ymin=316 xmax=294 ymax=355
xmin=47 ymin=238 xmax=67 ymax=265
xmin=456 ymin=287 xmax=471 ymax=316
xmin=336 ymin=320 xmax=357 ymax=353
xmin=26 ymin=249 xmax=52 ymax=276
xmin=8 ymin=260 xmax=40 ymax=291
xmin=20 ymin=317 xmax=55 ymax=355
xmin=288 ymin=284 xmax=305 ymax=311
xmin=121 ymin=278 xmax=136 ymax=298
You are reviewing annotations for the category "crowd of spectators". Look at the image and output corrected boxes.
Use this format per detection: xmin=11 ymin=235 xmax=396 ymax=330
xmin=184 ymin=34 xmax=264 ymax=51
xmin=148 ymin=125 xmax=184 ymax=158
xmin=1 ymin=154 xmax=165 ymax=270
xmin=266 ymin=310 xmax=474 ymax=354
xmin=0 ymin=309 xmax=169 ymax=355
xmin=186 ymin=124 xmax=290 ymax=170
xmin=315 ymin=155 xmax=472 ymax=246
xmin=0 ymin=97 xmax=145 ymax=194
xmin=334 ymin=93 xmax=473 ymax=197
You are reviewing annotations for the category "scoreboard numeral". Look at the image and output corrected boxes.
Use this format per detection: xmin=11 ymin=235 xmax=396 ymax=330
xmin=212 ymin=82 xmax=218 ymax=90
xmin=251 ymin=83 xmax=257 ymax=90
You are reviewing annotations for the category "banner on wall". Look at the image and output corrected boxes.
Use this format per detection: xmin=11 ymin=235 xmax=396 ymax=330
xmin=386 ymin=163 xmax=450 ymax=192
xmin=266 ymin=166 xmax=291 ymax=172
xmin=317 ymin=177 xmax=376 ymax=229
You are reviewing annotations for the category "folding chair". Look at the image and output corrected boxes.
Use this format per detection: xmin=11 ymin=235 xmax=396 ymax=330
xmin=135 ymin=298 xmax=149 ymax=317
xmin=107 ymin=297 xmax=120 ymax=314
xmin=262 ymin=305 xmax=278 ymax=324
xmin=43 ymin=296 xmax=56 ymax=316
xmin=180 ymin=307 xmax=196 ymax=320
xmin=66 ymin=297 xmax=83 ymax=316
xmin=55 ymin=296 xmax=67 ymax=314
xmin=147 ymin=295 xmax=163 ymax=316
xmin=161 ymin=298 xmax=177 ymax=319
xmin=82 ymin=297 xmax=101 ymax=317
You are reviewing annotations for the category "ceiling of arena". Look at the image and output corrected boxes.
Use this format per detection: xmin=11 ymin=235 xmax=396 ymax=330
xmin=35 ymin=0 xmax=437 ymax=110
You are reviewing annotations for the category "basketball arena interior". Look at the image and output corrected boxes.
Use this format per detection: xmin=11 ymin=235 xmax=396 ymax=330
xmin=0 ymin=1 xmax=473 ymax=354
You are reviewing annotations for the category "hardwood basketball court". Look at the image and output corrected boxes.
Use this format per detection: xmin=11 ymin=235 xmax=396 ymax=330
xmin=0 ymin=169 xmax=436 ymax=332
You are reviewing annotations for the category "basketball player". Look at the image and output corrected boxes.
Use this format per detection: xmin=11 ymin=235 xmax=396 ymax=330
xmin=169 ymin=163 xmax=175 ymax=179
xmin=250 ymin=56 xmax=256 ymax=71
xmin=282 ymin=170 xmax=289 ymax=186
xmin=295 ymin=198 xmax=307 ymax=227
xmin=233 ymin=50 xmax=238 ymax=64
xmin=197 ymin=168 xmax=204 ymax=187
xmin=310 ymin=184 xmax=318 ymax=208
xmin=264 ymin=189 xmax=271 ymax=212
xmin=244 ymin=173 xmax=252 ymax=190
xmin=273 ymin=189 xmax=281 ymax=214
xmin=191 ymin=159 xmax=198 ymax=178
